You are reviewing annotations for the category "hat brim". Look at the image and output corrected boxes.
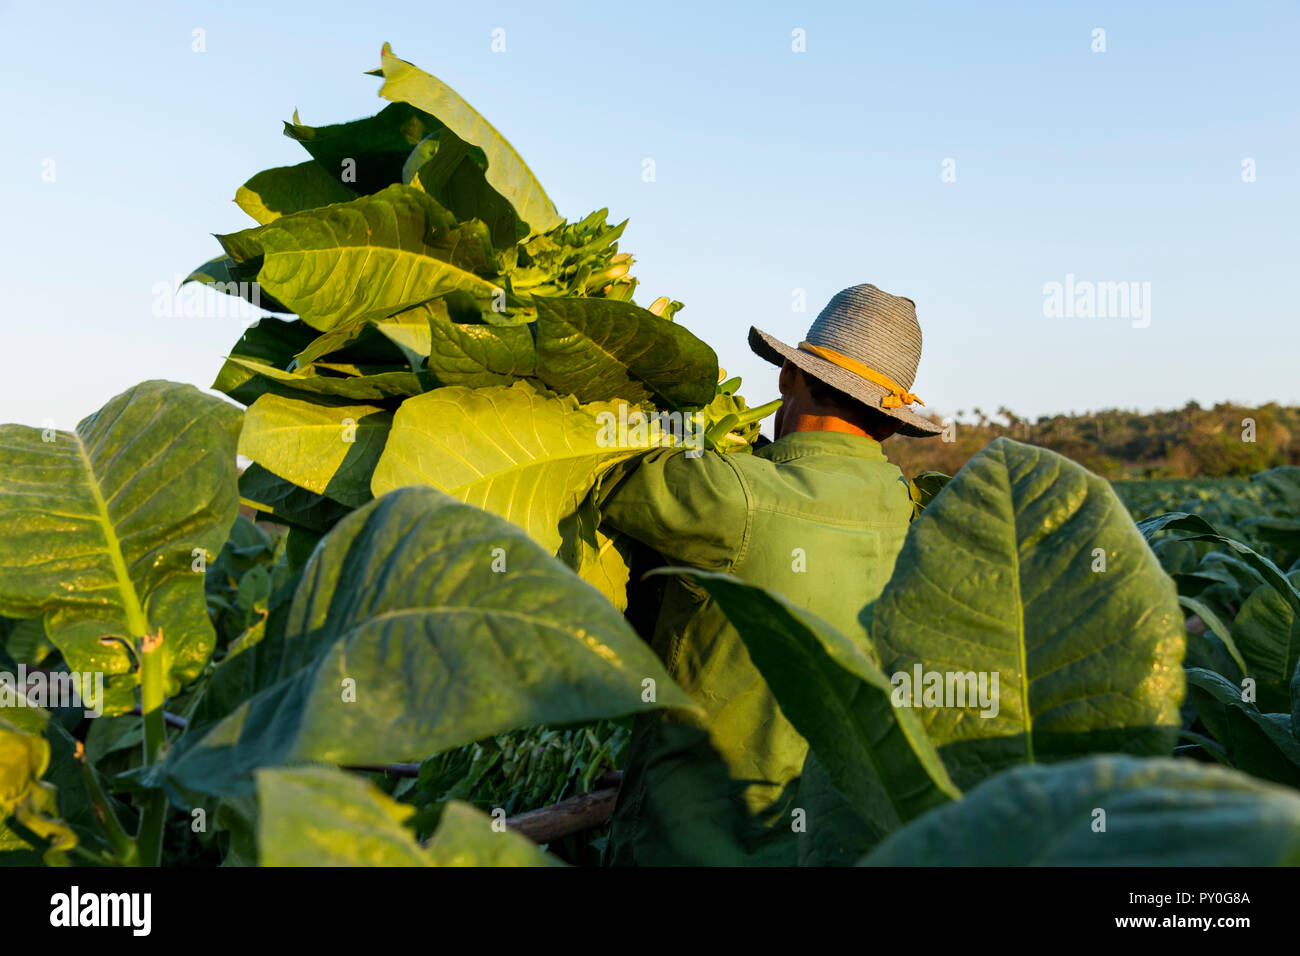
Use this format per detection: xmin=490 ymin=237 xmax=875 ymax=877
xmin=748 ymin=326 xmax=943 ymax=438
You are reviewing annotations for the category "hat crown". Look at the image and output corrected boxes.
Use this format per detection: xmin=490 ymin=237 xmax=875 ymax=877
xmin=804 ymin=284 xmax=922 ymax=389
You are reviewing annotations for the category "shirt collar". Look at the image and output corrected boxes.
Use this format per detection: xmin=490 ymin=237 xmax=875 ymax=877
xmin=757 ymin=430 xmax=887 ymax=463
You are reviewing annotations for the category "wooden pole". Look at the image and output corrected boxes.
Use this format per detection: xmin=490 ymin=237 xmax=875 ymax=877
xmin=506 ymin=785 xmax=620 ymax=844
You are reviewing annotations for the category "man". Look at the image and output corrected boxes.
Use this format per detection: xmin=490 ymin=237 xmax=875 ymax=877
xmin=599 ymin=283 xmax=942 ymax=866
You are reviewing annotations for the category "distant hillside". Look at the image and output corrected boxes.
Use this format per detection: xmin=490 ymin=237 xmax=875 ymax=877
xmin=884 ymin=401 xmax=1300 ymax=480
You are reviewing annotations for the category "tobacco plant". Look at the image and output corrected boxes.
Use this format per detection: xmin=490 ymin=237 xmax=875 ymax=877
xmin=192 ymin=43 xmax=777 ymax=614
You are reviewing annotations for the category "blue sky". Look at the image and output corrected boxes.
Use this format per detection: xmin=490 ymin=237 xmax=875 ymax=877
xmin=1 ymin=0 xmax=1296 ymax=431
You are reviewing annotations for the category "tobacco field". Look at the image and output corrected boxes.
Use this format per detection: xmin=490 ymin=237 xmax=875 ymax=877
xmin=2 ymin=47 xmax=1299 ymax=868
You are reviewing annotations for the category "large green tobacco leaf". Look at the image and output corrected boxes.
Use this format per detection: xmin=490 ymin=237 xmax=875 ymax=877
xmin=371 ymin=381 xmax=654 ymax=556
xmin=873 ymin=438 xmax=1185 ymax=790
xmin=239 ymin=395 xmax=392 ymax=508
xmin=377 ymin=44 xmax=563 ymax=235
xmin=861 ymin=755 xmax=1300 ymax=866
xmin=256 ymin=766 xmax=553 ymax=866
xmin=283 ymin=101 xmax=442 ymax=196
xmin=217 ymin=184 xmax=500 ymax=333
xmin=235 ymin=161 xmax=356 ymax=225
xmin=163 ymin=488 xmax=694 ymax=798
xmin=534 ymin=297 xmax=718 ymax=406
xmin=666 ymin=570 xmax=960 ymax=854
xmin=0 ymin=381 xmax=241 ymax=713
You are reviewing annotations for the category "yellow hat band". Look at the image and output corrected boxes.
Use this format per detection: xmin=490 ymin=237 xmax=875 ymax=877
xmin=797 ymin=341 xmax=924 ymax=409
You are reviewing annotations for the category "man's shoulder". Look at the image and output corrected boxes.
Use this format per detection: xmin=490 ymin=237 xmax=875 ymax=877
xmin=732 ymin=432 xmax=913 ymax=523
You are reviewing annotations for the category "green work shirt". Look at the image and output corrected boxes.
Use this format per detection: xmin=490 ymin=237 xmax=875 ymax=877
xmin=599 ymin=430 xmax=915 ymax=866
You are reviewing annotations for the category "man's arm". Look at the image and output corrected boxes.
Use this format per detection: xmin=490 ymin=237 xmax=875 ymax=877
xmin=598 ymin=447 xmax=751 ymax=573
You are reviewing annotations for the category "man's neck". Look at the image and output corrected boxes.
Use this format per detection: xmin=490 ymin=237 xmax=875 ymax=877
xmin=777 ymin=414 xmax=871 ymax=439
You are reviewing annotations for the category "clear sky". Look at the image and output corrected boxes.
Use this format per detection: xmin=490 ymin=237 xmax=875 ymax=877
xmin=2 ymin=0 xmax=1296 ymax=432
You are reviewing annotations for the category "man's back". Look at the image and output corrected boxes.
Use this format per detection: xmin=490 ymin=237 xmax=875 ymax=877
xmin=600 ymin=430 xmax=914 ymax=865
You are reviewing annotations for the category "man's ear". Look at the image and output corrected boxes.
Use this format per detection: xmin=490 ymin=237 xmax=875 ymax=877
xmin=777 ymin=360 xmax=800 ymax=395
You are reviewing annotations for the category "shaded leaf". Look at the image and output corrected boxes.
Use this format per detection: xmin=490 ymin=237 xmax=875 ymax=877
xmin=405 ymin=126 xmax=526 ymax=249
xmin=212 ymin=317 xmax=319 ymax=404
xmin=1178 ymin=594 xmax=1247 ymax=678
xmin=239 ymin=464 xmax=352 ymax=536
xmin=182 ymin=255 xmax=292 ymax=315
xmin=794 ymin=752 xmax=880 ymax=866
xmin=1139 ymin=511 xmax=1300 ymax=620
xmin=665 ymin=569 xmax=960 ymax=852
xmin=861 ymin=755 xmax=1300 ymax=865
xmin=417 ymin=300 xmax=536 ymax=387
xmin=1231 ymin=572 xmax=1300 ymax=711
xmin=1185 ymin=667 xmax=1300 ymax=787
xmin=4 ymin=618 xmax=53 ymax=667
xmin=533 ymin=297 xmax=717 ymax=406
xmin=283 ymin=101 xmax=442 ymax=196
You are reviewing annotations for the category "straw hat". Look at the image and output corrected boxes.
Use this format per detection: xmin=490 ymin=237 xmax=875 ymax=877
xmin=749 ymin=283 xmax=942 ymax=438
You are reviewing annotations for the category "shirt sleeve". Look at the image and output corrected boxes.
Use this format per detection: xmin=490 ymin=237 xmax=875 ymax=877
xmin=598 ymin=447 xmax=750 ymax=572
